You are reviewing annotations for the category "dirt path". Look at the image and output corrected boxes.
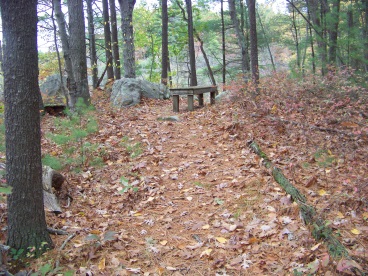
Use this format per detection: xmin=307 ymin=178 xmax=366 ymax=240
xmin=42 ymin=97 xmax=330 ymax=275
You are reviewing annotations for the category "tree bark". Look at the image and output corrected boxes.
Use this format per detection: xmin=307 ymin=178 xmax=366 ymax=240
xmin=53 ymin=0 xmax=76 ymax=107
xmin=1 ymin=0 xmax=53 ymax=257
xmin=51 ymin=1 xmax=69 ymax=107
xmin=185 ymin=0 xmax=198 ymax=87
xmin=228 ymin=0 xmax=250 ymax=79
xmin=221 ymin=0 xmax=226 ymax=84
xmin=102 ymin=0 xmax=114 ymax=80
xmin=86 ymin=0 xmax=98 ymax=89
xmin=247 ymin=0 xmax=259 ymax=84
xmin=328 ymin=0 xmax=340 ymax=66
xmin=68 ymin=0 xmax=90 ymax=105
xmin=119 ymin=0 xmax=136 ymax=78
xmin=257 ymin=11 xmax=276 ymax=72
xmin=161 ymin=0 xmax=169 ymax=85
xmin=109 ymin=0 xmax=121 ymax=80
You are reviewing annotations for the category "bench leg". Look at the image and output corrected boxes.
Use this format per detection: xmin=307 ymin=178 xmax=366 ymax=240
xmin=210 ymin=91 xmax=216 ymax=105
xmin=187 ymin=95 xmax=194 ymax=111
xmin=173 ymin=95 xmax=179 ymax=112
xmin=198 ymin=94 xmax=204 ymax=106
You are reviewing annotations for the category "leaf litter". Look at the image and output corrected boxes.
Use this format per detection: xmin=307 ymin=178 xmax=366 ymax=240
xmin=0 ymin=73 xmax=367 ymax=275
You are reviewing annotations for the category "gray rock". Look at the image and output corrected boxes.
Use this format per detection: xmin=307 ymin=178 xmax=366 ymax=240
xmin=111 ymin=78 xmax=170 ymax=108
xmin=40 ymin=74 xmax=67 ymax=106
xmin=215 ymin=90 xmax=232 ymax=103
xmin=157 ymin=116 xmax=180 ymax=122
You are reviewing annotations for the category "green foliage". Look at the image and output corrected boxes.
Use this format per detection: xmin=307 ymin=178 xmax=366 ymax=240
xmin=120 ymin=136 xmax=143 ymax=158
xmin=44 ymin=98 xmax=101 ymax=171
xmin=30 ymin=263 xmax=74 ymax=276
xmin=120 ymin=176 xmax=139 ymax=193
xmin=313 ymin=149 xmax=336 ymax=168
xmin=42 ymin=154 xmax=63 ymax=171
xmin=38 ymin=52 xmax=64 ymax=81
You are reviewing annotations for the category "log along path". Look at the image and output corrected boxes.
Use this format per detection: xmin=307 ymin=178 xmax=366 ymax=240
xmin=40 ymin=93 xmax=366 ymax=275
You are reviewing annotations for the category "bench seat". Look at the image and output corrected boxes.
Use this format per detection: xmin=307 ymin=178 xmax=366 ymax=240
xmin=170 ymin=86 xmax=217 ymax=112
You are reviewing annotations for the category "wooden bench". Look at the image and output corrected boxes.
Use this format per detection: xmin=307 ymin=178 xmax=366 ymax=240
xmin=170 ymin=86 xmax=217 ymax=112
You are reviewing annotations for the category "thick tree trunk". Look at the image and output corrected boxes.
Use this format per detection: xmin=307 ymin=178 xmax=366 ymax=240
xmin=119 ymin=0 xmax=136 ymax=78
xmin=228 ymin=0 xmax=250 ymax=78
xmin=68 ymin=0 xmax=90 ymax=105
xmin=102 ymin=0 xmax=114 ymax=80
xmin=1 ymin=0 xmax=53 ymax=257
xmin=247 ymin=0 xmax=259 ymax=84
xmin=161 ymin=0 xmax=169 ymax=85
xmin=363 ymin=0 xmax=368 ymax=74
xmin=185 ymin=0 xmax=198 ymax=87
xmin=109 ymin=0 xmax=121 ymax=80
xmin=86 ymin=0 xmax=98 ymax=89
xmin=53 ymin=0 xmax=76 ymax=107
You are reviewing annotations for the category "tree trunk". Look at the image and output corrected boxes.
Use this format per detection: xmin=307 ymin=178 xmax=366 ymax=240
xmin=102 ymin=0 xmax=114 ymax=80
xmin=221 ymin=0 xmax=226 ymax=84
xmin=257 ymin=11 xmax=276 ymax=72
xmin=247 ymin=0 xmax=259 ymax=84
xmin=53 ymin=0 xmax=76 ymax=107
xmin=86 ymin=0 xmax=98 ymax=89
xmin=195 ymin=34 xmax=216 ymax=86
xmin=290 ymin=4 xmax=301 ymax=69
xmin=185 ymin=0 xmax=198 ymax=87
xmin=363 ymin=0 xmax=368 ymax=74
xmin=51 ymin=1 xmax=69 ymax=106
xmin=307 ymin=0 xmax=327 ymax=75
xmin=67 ymin=0 xmax=90 ymax=105
xmin=119 ymin=0 xmax=136 ymax=78
xmin=328 ymin=0 xmax=340 ymax=66
xmin=1 ymin=0 xmax=53 ymax=257
xmin=161 ymin=0 xmax=169 ymax=85
xmin=228 ymin=0 xmax=250 ymax=79
xmin=109 ymin=0 xmax=121 ymax=80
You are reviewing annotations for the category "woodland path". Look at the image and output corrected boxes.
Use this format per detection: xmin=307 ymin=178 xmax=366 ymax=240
xmin=41 ymin=94 xmax=339 ymax=275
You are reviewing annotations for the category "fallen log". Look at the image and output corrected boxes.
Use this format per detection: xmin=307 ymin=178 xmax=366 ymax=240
xmin=248 ymin=140 xmax=365 ymax=274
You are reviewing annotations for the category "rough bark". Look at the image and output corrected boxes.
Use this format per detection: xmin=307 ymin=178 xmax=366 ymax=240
xmin=161 ymin=0 xmax=169 ymax=85
xmin=109 ymin=0 xmax=121 ymax=80
xmin=247 ymin=0 xmax=259 ymax=84
xmin=68 ymin=0 xmax=90 ymax=106
xmin=185 ymin=0 xmax=198 ymax=87
xmin=363 ymin=0 xmax=368 ymax=74
xmin=228 ymin=0 xmax=250 ymax=78
xmin=86 ymin=0 xmax=98 ymax=89
xmin=119 ymin=0 xmax=136 ymax=78
xmin=53 ymin=0 xmax=76 ymax=107
xmin=102 ymin=0 xmax=114 ymax=80
xmin=1 ymin=0 xmax=53 ymax=257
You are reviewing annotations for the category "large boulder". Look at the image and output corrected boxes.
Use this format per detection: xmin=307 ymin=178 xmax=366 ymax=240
xmin=40 ymin=74 xmax=67 ymax=107
xmin=111 ymin=78 xmax=170 ymax=108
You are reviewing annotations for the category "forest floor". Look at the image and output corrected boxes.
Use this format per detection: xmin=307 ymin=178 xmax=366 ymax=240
xmin=1 ymin=72 xmax=368 ymax=275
